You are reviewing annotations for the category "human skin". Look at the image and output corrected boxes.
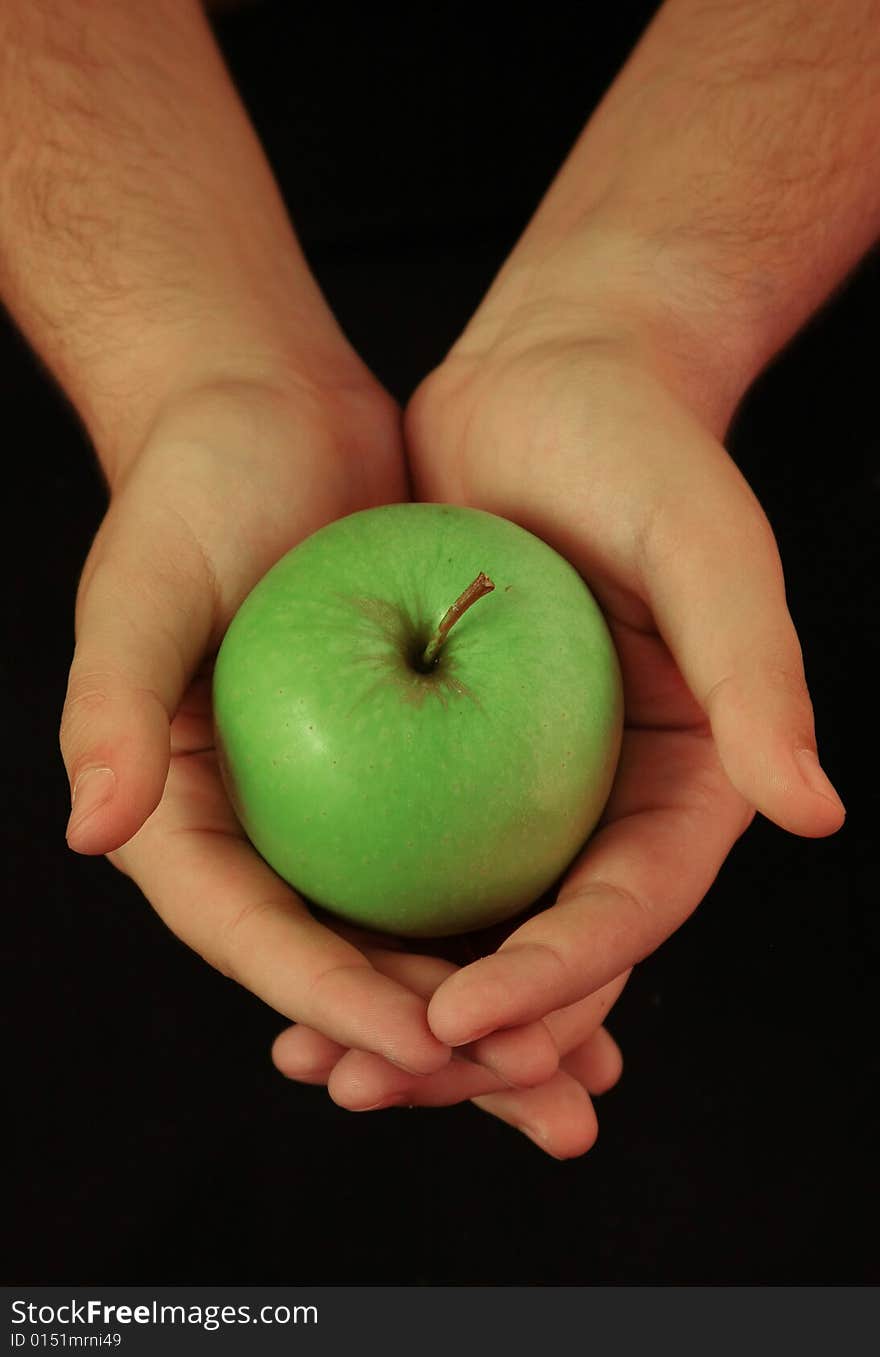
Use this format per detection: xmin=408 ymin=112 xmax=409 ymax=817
xmin=0 ymin=0 xmax=621 ymax=1146
xmin=277 ymin=0 xmax=878 ymax=1152
xmin=3 ymin=0 xmax=872 ymax=1159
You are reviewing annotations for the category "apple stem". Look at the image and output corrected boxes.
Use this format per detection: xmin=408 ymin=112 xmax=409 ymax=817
xmin=421 ymin=572 xmax=495 ymax=668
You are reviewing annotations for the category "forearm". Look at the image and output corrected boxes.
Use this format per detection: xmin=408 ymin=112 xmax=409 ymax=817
xmin=469 ymin=0 xmax=880 ymax=427
xmin=0 ymin=0 xmax=362 ymax=478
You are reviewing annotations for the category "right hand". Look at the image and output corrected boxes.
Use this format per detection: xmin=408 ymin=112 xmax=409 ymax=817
xmin=59 ymin=372 xmax=459 ymax=1075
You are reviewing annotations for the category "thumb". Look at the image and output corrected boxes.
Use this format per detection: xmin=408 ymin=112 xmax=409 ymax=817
xmin=642 ymin=443 xmax=845 ymax=838
xmin=61 ymin=481 xmax=217 ymax=855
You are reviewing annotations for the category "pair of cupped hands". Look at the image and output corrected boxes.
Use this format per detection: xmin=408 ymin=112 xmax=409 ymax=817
xmin=60 ymin=278 xmax=845 ymax=1160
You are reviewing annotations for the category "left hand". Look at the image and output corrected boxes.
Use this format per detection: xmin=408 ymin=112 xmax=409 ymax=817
xmin=273 ymin=281 xmax=844 ymax=1156
xmin=391 ymin=295 xmax=843 ymax=1065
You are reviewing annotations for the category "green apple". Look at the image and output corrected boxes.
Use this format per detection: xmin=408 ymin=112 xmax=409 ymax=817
xmin=212 ymin=503 xmax=623 ymax=938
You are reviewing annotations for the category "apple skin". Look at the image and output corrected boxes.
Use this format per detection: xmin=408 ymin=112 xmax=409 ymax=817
xmin=212 ymin=503 xmax=623 ymax=938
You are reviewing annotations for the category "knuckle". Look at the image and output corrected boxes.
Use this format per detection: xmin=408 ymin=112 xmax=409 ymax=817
xmin=753 ymin=658 xmax=815 ymax=734
xmin=59 ymin=669 xmax=168 ymax=759
xmin=303 ymin=959 xmax=371 ymax=1013
xmin=215 ymin=895 xmax=282 ymax=980
xmin=703 ymin=656 xmax=811 ymax=723
xmin=568 ymin=877 xmax=663 ymax=961
xmin=59 ymin=676 xmax=115 ymax=759
xmin=63 ymin=679 xmax=114 ymax=723
xmin=510 ymin=936 xmax=581 ymax=998
xmin=588 ymin=876 xmax=653 ymax=922
xmin=603 ymin=882 xmax=658 ymax=950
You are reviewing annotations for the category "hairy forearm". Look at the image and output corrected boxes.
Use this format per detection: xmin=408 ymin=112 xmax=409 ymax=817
xmin=474 ymin=0 xmax=880 ymax=425
xmin=0 ymin=0 xmax=357 ymax=474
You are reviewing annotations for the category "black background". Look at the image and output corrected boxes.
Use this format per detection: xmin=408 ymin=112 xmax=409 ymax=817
xmin=3 ymin=0 xmax=877 ymax=1284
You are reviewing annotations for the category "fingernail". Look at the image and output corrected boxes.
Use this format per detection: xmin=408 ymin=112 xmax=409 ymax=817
xmin=354 ymin=1094 xmax=411 ymax=1112
xmin=479 ymin=1061 xmax=517 ymax=1089
xmin=518 ymin=1124 xmax=562 ymax=1159
xmin=794 ymin=749 xmax=845 ymax=812
xmin=67 ymin=766 xmax=116 ymax=841
xmin=392 ymin=1061 xmax=428 ymax=1076
xmin=453 ymin=1024 xmax=495 ymax=1047
xmin=391 ymin=1048 xmax=451 ymax=1075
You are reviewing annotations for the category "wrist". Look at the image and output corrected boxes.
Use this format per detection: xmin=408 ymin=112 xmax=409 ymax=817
xmin=96 ymin=368 xmax=406 ymax=607
xmin=92 ymin=337 xmax=391 ymax=492
xmin=454 ymin=218 xmax=778 ymax=437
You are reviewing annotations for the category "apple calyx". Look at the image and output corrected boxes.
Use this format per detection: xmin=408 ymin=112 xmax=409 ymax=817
xmin=419 ymin=572 xmax=495 ymax=670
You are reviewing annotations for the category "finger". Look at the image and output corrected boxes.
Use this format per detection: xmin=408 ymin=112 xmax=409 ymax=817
xmin=365 ymin=946 xmax=560 ymax=1086
xmin=270 ymin=950 xmax=461 ymax=1097
xmin=325 ymin=963 xmax=628 ymax=1111
xmin=283 ymin=1035 xmax=530 ymax=1108
xmin=541 ymin=970 xmax=630 ymax=1053
xmin=321 ymin=947 xmax=559 ymax=1109
xmin=427 ymin=728 xmax=748 ymax=1044
xmin=61 ymin=482 xmax=217 ymax=856
xmin=271 ymin=1025 xmax=346 ymax=1084
xmin=325 ymin=1021 xmax=626 ymax=1112
xmin=413 ymin=357 xmax=843 ymax=834
xmin=562 ymin=1026 xmax=623 ymax=1095
xmin=472 ymin=1070 xmax=599 ymax=1160
xmin=635 ymin=425 xmax=845 ymax=837
xmin=113 ymin=772 xmax=450 ymax=1075
xmin=468 ymin=1024 xmax=559 ymax=1089
xmin=327 ymin=1049 xmax=515 ymax=1110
